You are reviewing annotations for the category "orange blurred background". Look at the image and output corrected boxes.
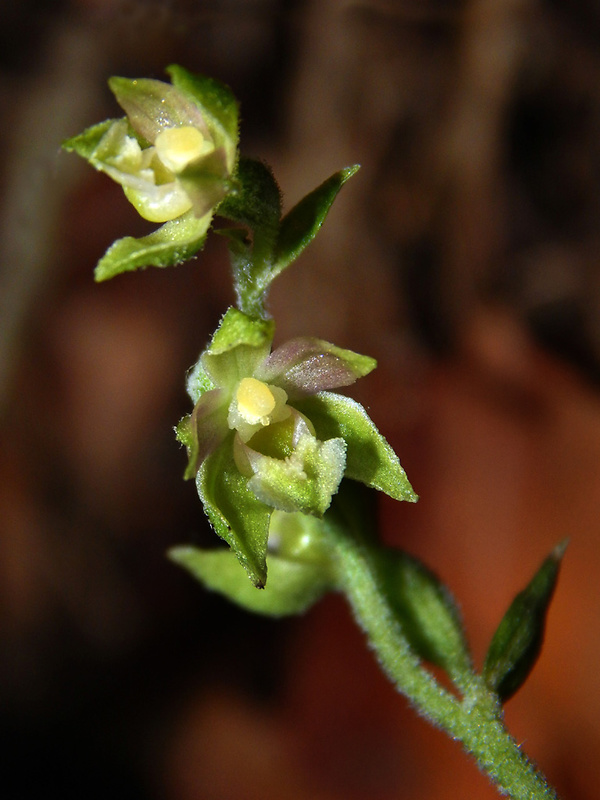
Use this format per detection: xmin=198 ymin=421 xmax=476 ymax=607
xmin=2 ymin=1 xmax=600 ymax=798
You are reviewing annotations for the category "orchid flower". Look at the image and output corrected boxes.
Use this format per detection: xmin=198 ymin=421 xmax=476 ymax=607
xmin=63 ymin=65 xmax=238 ymax=280
xmin=177 ymin=308 xmax=416 ymax=585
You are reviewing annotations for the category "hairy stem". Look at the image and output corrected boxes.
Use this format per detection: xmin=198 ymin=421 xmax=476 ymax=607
xmin=324 ymin=489 xmax=559 ymax=800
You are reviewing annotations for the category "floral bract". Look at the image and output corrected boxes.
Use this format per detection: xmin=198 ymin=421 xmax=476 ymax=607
xmin=177 ymin=308 xmax=416 ymax=586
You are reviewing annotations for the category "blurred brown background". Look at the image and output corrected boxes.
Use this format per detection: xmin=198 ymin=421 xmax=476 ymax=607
xmin=2 ymin=0 xmax=600 ymax=797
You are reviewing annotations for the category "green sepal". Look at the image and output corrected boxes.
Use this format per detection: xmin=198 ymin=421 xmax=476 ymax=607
xmin=271 ymin=165 xmax=360 ymax=281
xmin=295 ymin=392 xmax=418 ymax=503
xmin=94 ymin=209 xmax=212 ymax=281
xmin=62 ymin=118 xmax=117 ymax=159
xmin=375 ymin=548 xmax=472 ymax=685
xmin=483 ymin=540 xmax=568 ymax=702
xmin=201 ymin=307 xmax=274 ymax=388
xmin=197 ymin=439 xmax=271 ymax=587
xmin=166 ymin=64 xmax=239 ymax=168
xmin=168 ymin=546 xmax=334 ymax=616
xmin=108 ymin=75 xmax=209 ymax=143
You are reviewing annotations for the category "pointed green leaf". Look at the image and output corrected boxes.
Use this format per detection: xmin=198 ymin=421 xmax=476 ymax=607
xmin=168 ymin=546 xmax=333 ymax=616
xmin=376 ymin=549 xmax=472 ymax=685
xmin=197 ymin=440 xmax=271 ymax=587
xmin=483 ymin=540 xmax=568 ymax=702
xmin=272 ymin=165 xmax=360 ymax=280
xmin=294 ymin=392 xmax=417 ymax=503
xmin=94 ymin=209 xmax=212 ymax=281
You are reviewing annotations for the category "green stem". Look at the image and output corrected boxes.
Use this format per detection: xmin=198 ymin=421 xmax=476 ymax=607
xmin=324 ymin=491 xmax=559 ymax=800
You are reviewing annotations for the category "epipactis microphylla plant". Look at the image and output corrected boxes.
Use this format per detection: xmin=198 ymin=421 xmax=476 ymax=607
xmin=64 ymin=65 xmax=567 ymax=800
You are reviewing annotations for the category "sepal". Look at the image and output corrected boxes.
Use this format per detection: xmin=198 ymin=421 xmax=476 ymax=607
xmin=294 ymin=392 xmax=417 ymax=503
xmin=108 ymin=75 xmax=209 ymax=142
xmin=94 ymin=210 xmax=212 ymax=281
xmin=197 ymin=442 xmax=271 ymax=587
xmin=200 ymin=307 xmax=274 ymax=389
xmin=62 ymin=119 xmax=117 ymax=160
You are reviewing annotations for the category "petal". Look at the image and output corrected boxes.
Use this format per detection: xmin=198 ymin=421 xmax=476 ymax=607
xmin=240 ymin=430 xmax=347 ymax=517
xmin=108 ymin=76 xmax=210 ymax=143
xmin=257 ymin=338 xmax=376 ymax=398
xmin=177 ymin=146 xmax=233 ymax=218
xmin=294 ymin=392 xmax=418 ymax=503
xmin=176 ymin=388 xmax=229 ymax=479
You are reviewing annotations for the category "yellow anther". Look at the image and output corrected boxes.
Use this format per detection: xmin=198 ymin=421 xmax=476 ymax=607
xmin=236 ymin=378 xmax=276 ymax=425
xmin=155 ymin=126 xmax=212 ymax=173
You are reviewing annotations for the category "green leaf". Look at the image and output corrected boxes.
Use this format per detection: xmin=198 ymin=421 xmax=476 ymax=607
xmin=375 ymin=549 xmax=472 ymax=685
xmin=166 ymin=64 xmax=239 ymax=166
xmin=168 ymin=546 xmax=333 ymax=616
xmin=94 ymin=209 xmax=212 ymax=281
xmin=272 ymin=165 xmax=360 ymax=280
xmin=62 ymin=119 xmax=117 ymax=159
xmin=294 ymin=392 xmax=417 ymax=503
xmin=483 ymin=540 xmax=568 ymax=702
xmin=197 ymin=439 xmax=271 ymax=587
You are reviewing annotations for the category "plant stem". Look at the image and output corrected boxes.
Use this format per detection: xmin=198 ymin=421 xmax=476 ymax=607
xmin=324 ymin=491 xmax=559 ymax=800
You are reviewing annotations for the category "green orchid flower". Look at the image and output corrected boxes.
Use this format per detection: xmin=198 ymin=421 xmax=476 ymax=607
xmin=176 ymin=308 xmax=417 ymax=586
xmin=63 ymin=65 xmax=239 ymax=280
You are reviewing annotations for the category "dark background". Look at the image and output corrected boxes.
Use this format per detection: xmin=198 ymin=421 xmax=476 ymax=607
xmin=2 ymin=1 xmax=600 ymax=797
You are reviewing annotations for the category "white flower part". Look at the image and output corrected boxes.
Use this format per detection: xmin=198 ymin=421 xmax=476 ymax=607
xmin=155 ymin=126 xmax=215 ymax=173
xmin=228 ymin=377 xmax=291 ymax=442
xmin=108 ymin=133 xmax=144 ymax=172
